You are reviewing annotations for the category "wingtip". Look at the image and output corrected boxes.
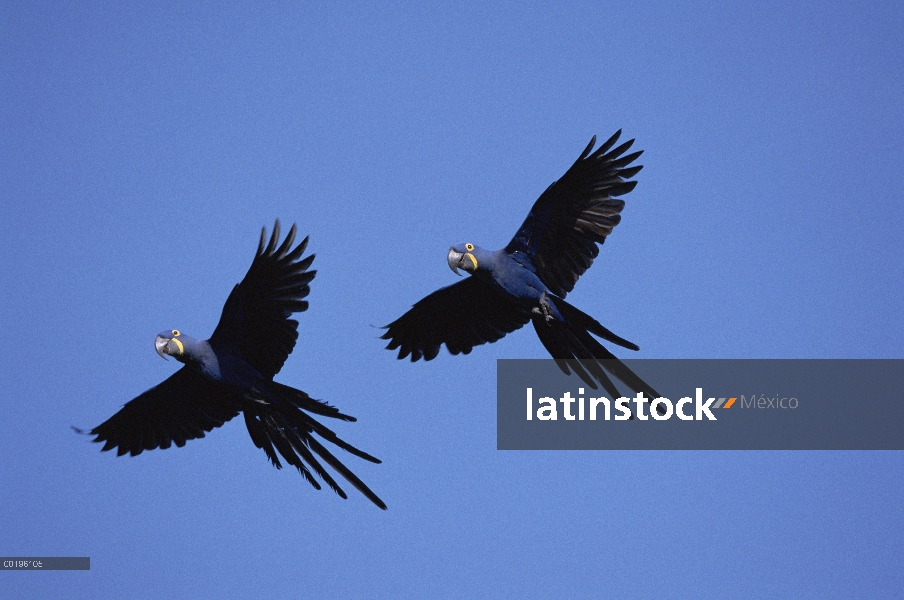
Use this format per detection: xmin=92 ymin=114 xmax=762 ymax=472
xmin=274 ymin=222 xmax=298 ymax=259
xmin=578 ymin=135 xmax=598 ymax=161
xmin=72 ymin=425 xmax=100 ymax=441
xmin=265 ymin=220 xmax=281 ymax=255
xmin=594 ymin=129 xmax=623 ymax=157
xmin=257 ymin=226 xmax=267 ymax=255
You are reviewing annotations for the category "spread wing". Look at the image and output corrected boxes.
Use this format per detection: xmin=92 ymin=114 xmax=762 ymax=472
xmin=382 ymin=276 xmax=531 ymax=361
xmin=504 ymin=130 xmax=643 ymax=297
xmin=209 ymin=221 xmax=316 ymax=379
xmin=86 ymin=367 xmax=241 ymax=456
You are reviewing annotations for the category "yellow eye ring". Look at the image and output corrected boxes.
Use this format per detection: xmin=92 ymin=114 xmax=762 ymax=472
xmin=465 ymin=243 xmax=474 ymax=251
xmin=172 ymin=329 xmax=181 ymax=336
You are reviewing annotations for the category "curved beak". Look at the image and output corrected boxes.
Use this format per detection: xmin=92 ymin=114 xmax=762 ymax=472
xmin=447 ymin=247 xmax=464 ymax=276
xmin=448 ymin=247 xmax=478 ymax=275
xmin=155 ymin=335 xmax=170 ymax=360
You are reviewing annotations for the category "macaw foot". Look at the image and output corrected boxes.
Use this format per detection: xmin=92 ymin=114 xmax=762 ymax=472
xmin=246 ymin=387 xmax=270 ymax=405
xmin=531 ymin=292 xmax=554 ymax=325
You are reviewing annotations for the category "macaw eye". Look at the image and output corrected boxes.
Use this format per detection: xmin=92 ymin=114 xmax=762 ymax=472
xmin=172 ymin=329 xmax=180 ymax=336
xmin=465 ymin=244 xmax=474 ymax=251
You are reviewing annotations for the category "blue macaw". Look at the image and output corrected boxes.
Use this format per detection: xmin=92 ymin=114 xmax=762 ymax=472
xmin=82 ymin=221 xmax=385 ymax=509
xmin=382 ymin=131 xmax=661 ymax=403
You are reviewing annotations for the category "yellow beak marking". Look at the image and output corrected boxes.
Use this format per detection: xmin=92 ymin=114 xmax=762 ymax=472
xmin=465 ymin=253 xmax=478 ymax=271
xmin=171 ymin=337 xmax=184 ymax=355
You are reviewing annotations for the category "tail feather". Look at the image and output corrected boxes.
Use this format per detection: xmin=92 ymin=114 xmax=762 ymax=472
xmin=270 ymin=381 xmax=357 ymax=421
xmin=555 ymin=298 xmax=639 ymax=351
xmin=533 ymin=316 xmax=622 ymax=396
xmin=270 ymin=412 xmax=346 ymax=498
xmin=272 ymin=395 xmax=381 ymax=463
xmin=242 ymin=383 xmax=386 ymax=509
xmin=307 ymin=437 xmax=388 ymax=510
xmin=533 ymin=297 xmax=663 ymax=415
xmin=265 ymin=415 xmax=324 ymax=491
xmin=243 ymin=412 xmax=282 ymax=468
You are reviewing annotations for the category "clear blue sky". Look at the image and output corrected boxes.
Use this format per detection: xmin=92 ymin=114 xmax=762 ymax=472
xmin=2 ymin=2 xmax=902 ymax=597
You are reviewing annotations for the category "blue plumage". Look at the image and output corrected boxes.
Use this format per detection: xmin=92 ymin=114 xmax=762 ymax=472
xmin=383 ymin=131 xmax=661 ymax=402
xmin=85 ymin=222 xmax=386 ymax=509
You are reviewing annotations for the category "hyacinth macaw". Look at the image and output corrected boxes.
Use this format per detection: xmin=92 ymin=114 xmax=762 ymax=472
xmin=382 ymin=131 xmax=661 ymax=405
xmin=82 ymin=221 xmax=385 ymax=509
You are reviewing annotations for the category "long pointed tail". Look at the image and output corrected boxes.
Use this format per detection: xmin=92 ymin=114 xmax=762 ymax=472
xmin=243 ymin=383 xmax=386 ymax=510
xmin=532 ymin=297 xmax=662 ymax=413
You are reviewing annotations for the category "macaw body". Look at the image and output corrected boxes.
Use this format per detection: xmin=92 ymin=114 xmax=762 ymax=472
xmin=384 ymin=131 xmax=662 ymax=404
xmin=458 ymin=247 xmax=553 ymax=304
xmin=84 ymin=222 xmax=386 ymax=509
xmin=156 ymin=334 xmax=263 ymax=389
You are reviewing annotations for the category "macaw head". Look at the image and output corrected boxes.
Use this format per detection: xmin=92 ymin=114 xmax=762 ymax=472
xmin=155 ymin=329 xmax=191 ymax=362
xmin=447 ymin=243 xmax=483 ymax=275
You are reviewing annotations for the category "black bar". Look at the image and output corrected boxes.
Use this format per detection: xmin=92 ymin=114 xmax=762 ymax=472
xmin=1 ymin=558 xmax=90 ymax=570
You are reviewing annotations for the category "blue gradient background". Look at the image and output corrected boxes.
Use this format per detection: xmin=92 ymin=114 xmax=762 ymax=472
xmin=2 ymin=2 xmax=902 ymax=598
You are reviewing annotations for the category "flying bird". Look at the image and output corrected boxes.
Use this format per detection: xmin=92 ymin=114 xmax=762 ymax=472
xmin=382 ymin=131 xmax=661 ymax=404
xmin=82 ymin=221 xmax=386 ymax=509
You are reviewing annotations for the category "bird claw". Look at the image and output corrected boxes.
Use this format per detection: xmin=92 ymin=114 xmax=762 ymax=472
xmin=245 ymin=388 xmax=270 ymax=405
xmin=531 ymin=292 xmax=554 ymax=325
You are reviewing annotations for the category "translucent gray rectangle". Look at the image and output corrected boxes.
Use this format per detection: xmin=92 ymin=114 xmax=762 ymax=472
xmin=497 ymin=359 xmax=904 ymax=450
xmin=1 ymin=557 xmax=90 ymax=570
